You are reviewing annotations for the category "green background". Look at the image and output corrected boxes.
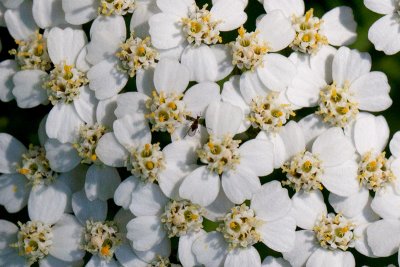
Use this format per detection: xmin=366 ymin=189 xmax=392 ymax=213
xmin=0 ymin=0 xmax=399 ymax=266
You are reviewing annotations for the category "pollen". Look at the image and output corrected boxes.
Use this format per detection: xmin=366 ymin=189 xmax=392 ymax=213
xmin=74 ymin=123 xmax=107 ymax=164
xmin=100 ymin=245 xmax=110 ymax=256
xmin=98 ymin=0 xmax=135 ymax=16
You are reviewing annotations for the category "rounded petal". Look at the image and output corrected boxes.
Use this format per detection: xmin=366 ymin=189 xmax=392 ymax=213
xmin=114 ymin=92 xmax=148 ymax=119
xmin=133 ymin=236 xmax=171 ymax=262
xmin=369 ymin=14 xmax=400 ymax=55
xmin=0 ymin=60 xmax=18 ymax=102
xmin=113 ymin=114 xmax=151 ymax=150
xmin=178 ymin=230 xmax=206 ymax=267
xmin=210 ymin=0 xmax=247 ymax=31
xmin=261 ymin=257 xmax=291 ymax=267
xmin=32 ymin=0 xmax=67 ymax=29
xmin=0 ymin=133 xmax=26 ymax=173
xmin=179 ymin=166 xmax=220 ymax=206
xmin=259 ymin=216 xmax=296 ymax=253
xmin=322 ymin=6 xmax=357 ymax=46
xmin=62 ymin=0 xmax=97 ymax=25
xmin=206 ymin=101 xmax=243 ymax=137
xmin=149 ymin=13 xmax=184 ymax=49
xmin=130 ymin=180 xmax=168 ymax=217
xmin=210 ymin=44 xmax=234 ymax=81
xmin=321 ymin=160 xmax=359 ymax=197
xmin=44 ymin=138 xmax=80 ymax=172
xmin=367 ymin=219 xmax=400 ymax=257
xmin=328 ymin=188 xmax=369 ymax=218
xmin=114 ymin=176 xmax=138 ymax=209
xmin=181 ymin=44 xmax=218 ymax=82
xmin=278 ymin=121 xmax=306 ymax=162
xmin=96 ymin=96 xmax=118 ymax=129
xmin=239 ymin=139 xmax=274 ymax=177
xmin=96 ymin=132 xmax=128 ymax=167
xmin=364 ymin=0 xmax=397 ymax=14
xmin=204 ymin=189 xmax=235 ymax=222
xmin=130 ymin=0 xmax=159 ymax=38
xmin=282 ymin=230 xmax=318 ymax=267
xmin=371 ymin=185 xmax=400 ymax=220
xmin=0 ymin=173 xmax=29 ymax=213
xmin=12 ymin=70 xmax=48 ymax=108
xmin=126 ymin=216 xmax=166 ymax=251
xmin=0 ymin=220 xmax=18 ymax=256
xmin=263 ymin=0 xmax=304 ymax=17
xmin=156 ymin=0 xmax=192 ymax=17
xmin=73 ymin=86 xmax=98 ymax=125
xmin=310 ymin=45 xmax=337 ymax=84
xmin=114 ymin=243 xmax=148 ymax=267
xmin=192 ymin=231 xmax=229 ymax=267
xmin=154 ymin=58 xmax=189 ymax=94
xmin=85 ymin=164 xmax=121 ymax=201
xmin=306 ymin=249 xmax=355 ymax=267
xmin=4 ymin=1 xmax=36 ymax=40
xmin=224 ymin=246 xmax=261 ymax=267
xmin=297 ymin=114 xmax=330 ymax=149
xmin=184 ymin=82 xmax=221 ymax=116
xmin=72 ymin=190 xmax=107 ymax=225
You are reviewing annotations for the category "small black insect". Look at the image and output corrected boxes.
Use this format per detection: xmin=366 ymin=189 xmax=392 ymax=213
xmin=185 ymin=115 xmax=204 ymax=137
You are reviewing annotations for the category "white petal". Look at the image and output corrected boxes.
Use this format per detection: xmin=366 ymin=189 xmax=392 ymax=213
xmin=181 ymin=44 xmax=218 ymax=82
xmin=114 ymin=92 xmax=148 ymax=119
xmin=239 ymin=139 xmax=274 ymax=176
xmin=351 ymin=71 xmax=392 ymax=112
xmin=222 ymin=166 xmax=261 ymax=204
xmin=332 ymin=46 xmax=371 ymax=88
xmin=353 ymin=113 xmax=389 ymax=154
xmin=133 ymin=236 xmax=171 ymax=262
xmin=0 ymin=60 xmax=18 ymax=102
xmin=251 ymin=181 xmax=292 ymax=221
xmin=58 ymin=165 xmax=87 ymax=194
xmin=184 ymin=82 xmax=221 ymax=116
xmin=282 ymin=230 xmax=318 ymax=267
xmin=204 ymin=189 xmax=235 ymax=221
xmin=328 ymin=188 xmax=369 ymax=218
xmin=306 ymin=249 xmax=355 ymax=267
xmin=259 ymin=216 xmax=296 ymax=253
xmin=297 ymin=114 xmax=330 ymax=149
xmin=87 ymin=58 xmax=129 ymax=100
xmin=263 ymin=0 xmax=304 ymax=17
xmin=368 ymin=14 xmax=400 ymax=55
xmin=114 ymin=208 xmax=135 ymax=234
xmin=126 ymin=216 xmax=166 ymax=251
xmin=354 ymin=223 xmax=376 ymax=258
xmin=39 ymin=257 xmax=84 ymax=267
xmin=156 ymin=0 xmax=192 ymax=17
xmin=47 ymin=27 xmax=87 ymax=65
xmin=76 ymin=46 xmax=91 ymax=72
xmin=322 ymin=6 xmax=357 ymax=46
xmin=0 ymin=220 xmax=18 ymax=256
xmin=257 ymin=53 xmax=297 ymax=91
xmin=28 ymin=181 xmax=70 ymax=224
xmin=210 ymin=0 xmax=247 ymax=31
xmin=364 ymin=0 xmax=397 ymax=14
xmin=113 ymin=114 xmax=151 ymax=150
xmin=96 ymin=96 xmax=118 ymax=128
xmin=261 ymin=257 xmax=291 ymax=267
xmin=210 ymin=44 xmax=234 ymax=81
xmin=96 ymin=132 xmax=128 ymax=167
xmin=239 ymin=71 xmax=269 ymax=103
xmin=4 ymin=1 xmax=36 ymax=40
xmin=73 ymin=86 xmax=97 ymax=125
xmin=12 ymin=70 xmax=48 ymax=108
xmin=179 ymin=166 xmax=220 ymax=206
xmin=291 ymin=190 xmax=327 ymax=230
xmin=224 ymin=246 xmax=261 ymax=267
xmin=32 ymin=0 xmax=67 ymax=28
xmin=154 ymin=58 xmax=189 ymax=94
xmin=0 ymin=133 xmax=26 ymax=173
xmin=371 ymin=185 xmax=400 ymax=220
xmin=62 ymin=0 xmax=97 ymax=25
xmin=312 ymin=127 xmax=355 ymax=167
xmin=114 ymin=176 xmax=138 ymax=209
xmin=114 ymin=244 xmax=148 ymax=267
xmin=46 ymin=103 xmax=84 ymax=143
xmin=130 ymin=0 xmax=159 ymax=38
xmin=130 ymin=180 xmax=168 ymax=217
xmin=0 ymin=0 xmax=24 ymax=9
xmin=391 ymin=132 xmax=400 ymax=158
xmin=321 ymin=160 xmax=359 ymax=197
xmin=50 ymin=214 xmax=85 ymax=262
xmin=149 ymin=13 xmax=184 ymax=49
xmin=310 ymin=45 xmax=337 ymax=84
xmin=367 ymin=219 xmax=400 ymax=257
xmin=286 ymin=65 xmax=325 ymax=107
xmin=178 ymin=230 xmax=206 ymax=267
xmin=279 ymin=121 xmax=306 ymax=162
xmin=85 ymin=164 xmax=121 ymax=201
xmin=206 ymin=101 xmax=242 ymax=137
xmin=72 ymin=190 xmax=107 ymax=225
xmin=0 ymin=174 xmax=29 ymax=213
xmin=86 ymin=255 xmax=119 ymax=267
xmin=44 ymin=138 xmax=80 ymax=172
xmin=257 ymin=10 xmax=295 ymax=52
xmin=192 ymin=231 xmax=229 ymax=267
xmin=136 ymin=67 xmax=154 ymax=97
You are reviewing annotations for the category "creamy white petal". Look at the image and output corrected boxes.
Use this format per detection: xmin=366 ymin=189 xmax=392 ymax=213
xmin=62 ymin=0 xmax=97 ymax=25
xmin=126 ymin=216 xmax=166 ymax=251
xmin=390 ymin=132 xmax=400 ymax=158
xmin=310 ymin=45 xmax=337 ymax=84
xmin=322 ymin=6 xmax=357 ymax=46
xmin=282 ymin=230 xmax=318 ymax=267
xmin=261 ymin=257 xmax=291 ymax=267
xmin=211 ymin=44 xmax=234 ymax=81
xmin=354 ymin=223 xmax=376 ymax=258
xmin=181 ymin=44 xmax=218 ymax=82
xmin=72 ymin=190 xmax=107 ymax=224
xmin=251 ymin=181 xmax=292 ymax=221
xmin=114 ymin=243 xmax=148 ymax=267
xmin=257 ymin=10 xmax=295 ymax=52
xmin=184 ymin=82 xmax=221 ymax=116
xmin=204 ymin=188 xmax=235 ymax=222
xmin=279 ymin=121 xmax=306 ymax=162
xmin=321 ymin=160 xmax=359 ymax=197
xmin=222 ymin=166 xmax=261 ymax=204
xmin=114 ymin=176 xmax=138 ymax=209
xmin=88 ymin=58 xmax=129 ymax=100
xmin=0 ymin=133 xmax=26 ymax=173
xmin=239 ymin=139 xmax=273 ymax=176
xmin=47 ymin=27 xmax=87 ymax=65
xmin=86 ymin=255 xmax=119 ymax=267
xmin=49 ymin=214 xmax=85 ymax=262
xmin=332 ymin=47 xmax=371 ymax=88
xmin=113 ymin=114 xmax=151 ymax=150
xmin=328 ymin=188 xmax=369 ymax=218
xmin=210 ymin=0 xmax=247 ymax=31
xmin=0 ymin=173 xmax=29 ymax=213
xmin=306 ymin=249 xmax=355 ymax=267
xmin=154 ymin=58 xmax=189 ymax=94
xmin=73 ymin=86 xmax=97 ymax=125
xmin=96 ymin=132 xmax=128 ymax=167
xmin=46 ymin=103 xmax=84 ymax=143
xmin=364 ymin=0 xmax=397 ymax=14
xmin=130 ymin=179 xmax=168 ymax=217
xmin=39 ymin=257 xmax=84 ymax=267
xmin=205 ymin=101 xmax=242 ymax=137
xmin=12 ymin=70 xmax=48 ymax=108
xmin=178 ymin=230 xmax=205 ymax=267
xmin=0 ymin=0 xmax=24 ymax=9
xmin=58 ymin=165 xmax=87 ymax=194
xmin=76 ymin=46 xmax=91 ymax=72
xmin=32 ymin=0 xmax=67 ymax=29
xmin=133 ymin=235 xmax=171 ymax=262
xmin=96 ymin=96 xmax=117 ymax=128
xmin=371 ymin=185 xmax=400 ymax=220
xmin=298 ymin=114 xmax=330 ymax=149
xmin=159 ymin=163 xmax=197 ymax=200
xmin=224 ymin=246 xmax=261 ymax=267
xmin=4 ymin=1 xmax=36 ymax=40
xmin=192 ymin=231 xmax=229 ymax=267
xmin=114 ymin=92 xmax=148 ymax=119
xmin=368 ymin=14 xmax=400 ymax=55
xmin=149 ymin=13 xmax=184 ymax=49
xmin=130 ymin=0 xmax=159 ymax=38
xmin=156 ymin=0 xmax=192 ymax=17
xmin=259 ymin=216 xmax=296 ymax=253
xmin=0 ymin=220 xmax=18 ymax=257
xmin=257 ymin=53 xmax=297 ymax=92
xmin=44 ymin=138 xmax=80 ymax=172
xmin=0 ymin=60 xmax=17 ymax=102
xmin=28 ymin=181 xmax=70 ymax=224
xmin=312 ymin=127 xmax=355 ymax=167
xmin=367 ymin=219 xmax=400 ymax=257
xmin=85 ymin=164 xmax=121 ymax=201
xmin=290 ymin=190 xmax=327 ymax=230
xmin=263 ymin=0 xmax=304 ymax=17
xmin=179 ymin=166 xmax=220 ymax=206
xmin=351 ymin=71 xmax=392 ymax=112
xmin=239 ymin=71 xmax=269 ymax=103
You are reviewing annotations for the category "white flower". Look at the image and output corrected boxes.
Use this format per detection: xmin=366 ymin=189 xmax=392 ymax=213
xmin=192 ymin=181 xmax=296 ymax=267
xmin=149 ymin=0 xmax=246 ymax=82
xmin=263 ymin=0 xmax=357 ymax=54
xmin=286 ymin=46 xmax=392 ymax=127
xmin=364 ymin=0 xmax=400 ymax=55
xmin=283 ymin=190 xmax=378 ymax=267
xmin=258 ymin=121 xmax=358 ymax=197
xmin=0 ymin=213 xmax=84 ymax=266
xmin=178 ymin=101 xmax=274 ymax=206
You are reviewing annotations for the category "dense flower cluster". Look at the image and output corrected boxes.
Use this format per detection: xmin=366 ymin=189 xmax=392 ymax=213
xmin=0 ymin=0 xmax=399 ymax=266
